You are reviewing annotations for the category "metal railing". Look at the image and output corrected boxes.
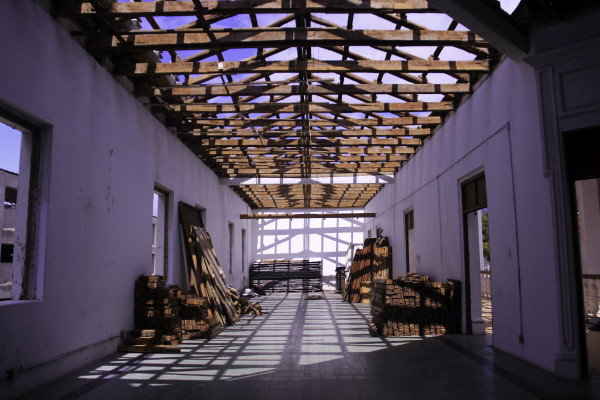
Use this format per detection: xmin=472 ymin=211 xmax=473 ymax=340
xmin=480 ymin=270 xmax=492 ymax=300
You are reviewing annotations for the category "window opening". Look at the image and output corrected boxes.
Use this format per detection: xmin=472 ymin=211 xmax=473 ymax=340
xmin=461 ymin=172 xmax=492 ymax=339
xmin=0 ymin=114 xmax=43 ymax=301
xmin=228 ymin=222 xmax=234 ymax=274
xmin=152 ymin=188 xmax=169 ymax=277
xmin=241 ymin=228 xmax=247 ymax=273
xmin=404 ymin=210 xmax=415 ymax=274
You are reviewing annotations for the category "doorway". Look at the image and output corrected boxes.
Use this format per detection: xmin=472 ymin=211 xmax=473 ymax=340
xmin=564 ymin=127 xmax=600 ymax=377
xmin=462 ymin=173 xmax=492 ymax=339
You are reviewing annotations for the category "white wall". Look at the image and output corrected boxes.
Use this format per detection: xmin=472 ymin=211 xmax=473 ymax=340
xmin=0 ymin=1 xmax=251 ymax=397
xmin=366 ymin=58 xmax=560 ymax=373
xmin=251 ymin=209 xmax=365 ymax=286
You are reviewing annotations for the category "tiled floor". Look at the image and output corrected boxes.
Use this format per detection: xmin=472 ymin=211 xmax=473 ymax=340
xmin=21 ymin=293 xmax=600 ymax=400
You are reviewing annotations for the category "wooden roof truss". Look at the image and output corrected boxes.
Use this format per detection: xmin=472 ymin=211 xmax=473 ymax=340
xmin=55 ymin=0 xmax=499 ymax=209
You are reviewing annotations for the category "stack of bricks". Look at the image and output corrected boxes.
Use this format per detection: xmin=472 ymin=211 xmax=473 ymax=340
xmin=177 ymin=291 xmax=223 ymax=339
xmin=134 ymin=275 xmax=182 ymax=345
xmin=369 ymin=273 xmax=461 ymax=337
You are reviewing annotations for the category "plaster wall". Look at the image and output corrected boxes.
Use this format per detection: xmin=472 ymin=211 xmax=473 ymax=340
xmin=251 ymin=209 xmax=366 ymax=286
xmin=366 ymin=58 xmax=560 ymax=372
xmin=0 ymin=1 xmax=251 ymax=397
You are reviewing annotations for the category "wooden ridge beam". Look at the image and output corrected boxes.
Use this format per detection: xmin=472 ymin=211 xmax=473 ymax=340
xmin=223 ymin=166 xmax=399 ymax=174
xmin=200 ymin=145 xmax=416 ymax=155
xmin=116 ymin=59 xmax=490 ymax=76
xmin=194 ymin=137 xmax=422 ymax=147
xmin=180 ymin=128 xmax=432 ymax=138
xmin=211 ymin=154 xmax=409 ymax=162
xmin=156 ymin=83 xmax=470 ymax=96
xmin=167 ymin=101 xmax=453 ymax=114
xmin=173 ymin=116 xmax=442 ymax=127
xmin=79 ymin=0 xmax=433 ymax=16
xmin=91 ymin=29 xmax=490 ymax=51
xmin=240 ymin=212 xmax=376 ymax=219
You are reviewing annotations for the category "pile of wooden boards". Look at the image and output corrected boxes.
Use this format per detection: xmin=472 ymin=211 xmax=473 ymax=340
xmin=249 ymin=259 xmax=322 ymax=293
xmin=369 ymin=273 xmax=461 ymax=337
xmin=179 ymin=291 xmax=223 ymax=340
xmin=133 ymin=275 xmax=182 ymax=345
xmin=343 ymin=237 xmax=392 ymax=303
xmin=229 ymin=287 xmax=264 ymax=315
xmin=121 ymin=275 xmax=226 ymax=352
xmin=179 ymin=201 xmax=240 ymax=327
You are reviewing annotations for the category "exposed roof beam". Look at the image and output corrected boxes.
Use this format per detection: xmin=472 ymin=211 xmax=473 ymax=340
xmin=79 ymin=0 xmax=434 ymax=16
xmin=221 ymin=176 xmax=395 ymax=185
xmin=175 ymin=116 xmax=441 ymax=127
xmin=116 ymin=59 xmax=490 ymax=76
xmin=179 ymin=128 xmax=432 ymax=138
xmin=90 ymin=29 xmax=490 ymax=51
xmin=240 ymin=212 xmax=376 ymax=219
xmin=156 ymin=83 xmax=469 ymax=97
xmin=167 ymin=101 xmax=453 ymax=114
xmin=427 ymin=0 xmax=528 ymax=60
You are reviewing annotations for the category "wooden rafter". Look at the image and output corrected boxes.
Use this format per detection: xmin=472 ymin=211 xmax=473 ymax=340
xmin=58 ymin=0 xmax=501 ymax=209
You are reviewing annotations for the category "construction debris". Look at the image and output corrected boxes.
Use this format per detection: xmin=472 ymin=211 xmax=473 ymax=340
xmin=369 ymin=273 xmax=461 ymax=337
xmin=229 ymin=287 xmax=264 ymax=316
xmin=249 ymin=259 xmax=322 ymax=293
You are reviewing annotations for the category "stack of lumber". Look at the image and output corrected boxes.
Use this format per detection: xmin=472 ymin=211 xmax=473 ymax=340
xmin=178 ymin=291 xmax=223 ymax=339
xmin=344 ymin=237 xmax=391 ymax=303
xmin=133 ymin=275 xmax=182 ymax=344
xmin=369 ymin=273 xmax=461 ymax=336
xmin=249 ymin=259 xmax=322 ymax=293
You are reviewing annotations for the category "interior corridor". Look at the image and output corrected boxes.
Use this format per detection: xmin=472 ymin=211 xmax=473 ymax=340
xmin=18 ymin=293 xmax=599 ymax=400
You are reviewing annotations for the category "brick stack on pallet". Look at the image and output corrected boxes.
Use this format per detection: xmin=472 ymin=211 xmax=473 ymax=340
xmin=369 ymin=273 xmax=461 ymax=337
xmin=343 ymin=237 xmax=392 ymax=303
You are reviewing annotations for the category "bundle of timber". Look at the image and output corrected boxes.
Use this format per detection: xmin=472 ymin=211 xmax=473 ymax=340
xmin=228 ymin=287 xmax=264 ymax=315
xmin=249 ymin=259 xmax=322 ymax=293
xmin=369 ymin=273 xmax=461 ymax=337
xmin=343 ymin=237 xmax=392 ymax=303
xmin=178 ymin=291 xmax=222 ymax=339
xmin=133 ymin=275 xmax=182 ymax=344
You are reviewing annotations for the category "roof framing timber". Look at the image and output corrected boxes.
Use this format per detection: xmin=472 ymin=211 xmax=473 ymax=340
xmin=116 ymin=59 xmax=490 ymax=76
xmin=58 ymin=0 xmax=502 ymax=209
xmin=79 ymin=0 xmax=434 ymax=16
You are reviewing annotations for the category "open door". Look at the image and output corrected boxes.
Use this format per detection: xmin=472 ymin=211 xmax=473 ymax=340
xmin=565 ymin=127 xmax=600 ymax=377
xmin=461 ymin=173 xmax=492 ymax=340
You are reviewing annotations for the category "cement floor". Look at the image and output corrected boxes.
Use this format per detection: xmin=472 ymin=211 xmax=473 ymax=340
xmin=20 ymin=293 xmax=600 ymax=400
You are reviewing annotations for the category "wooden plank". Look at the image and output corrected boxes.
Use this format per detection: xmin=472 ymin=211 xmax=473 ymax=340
xmin=175 ymin=116 xmax=442 ymax=127
xmin=168 ymin=101 xmax=453 ymax=113
xmin=194 ymin=137 xmax=422 ymax=147
xmin=159 ymin=83 xmax=470 ymax=97
xmin=116 ymin=59 xmax=490 ymax=76
xmin=179 ymin=128 xmax=432 ymax=138
xmin=200 ymin=145 xmax=416 ymax=155
xmin=80 ymin=0 xmax=434 ymax=16
xmin=98 ymin=29 xmax=490 ymax=51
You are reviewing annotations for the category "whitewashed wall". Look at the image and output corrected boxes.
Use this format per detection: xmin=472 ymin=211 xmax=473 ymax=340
xmin=365 ymin=58 xmax=561 ymax=373
xmin=0 ymin=1 xmax=251 ymax=397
